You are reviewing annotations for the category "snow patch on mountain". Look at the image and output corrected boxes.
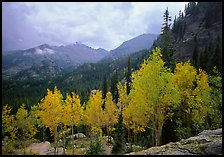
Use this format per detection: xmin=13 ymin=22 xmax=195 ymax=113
xmin=34 ymin=48 xmax=55 ymax=55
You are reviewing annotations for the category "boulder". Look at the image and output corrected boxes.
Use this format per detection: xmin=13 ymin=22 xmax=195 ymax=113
xmin=126 ymin=128 xmax=222 ymax=155
xmin=25 ymin=141 xmax=67 ymax=155
xmin=102 ymin=136 xmax=114 ymax=144
xmin=67 ymin=133 xmax=86 ymax=140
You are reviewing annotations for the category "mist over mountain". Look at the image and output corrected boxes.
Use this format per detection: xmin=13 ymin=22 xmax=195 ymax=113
xmin=2 ymin=42 xmax=109 ymax=80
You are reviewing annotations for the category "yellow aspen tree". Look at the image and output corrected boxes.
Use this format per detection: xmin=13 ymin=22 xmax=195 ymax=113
xmin=85 ymin=90 xmax=104 ymax=139
xmin=117 ymin=82 xmax=131 ymax=144
xmin=173 ymin=62 xmax=212 ymax=135
xmin=2 ymin=105 xmax=17 ymax=155
xmin=71 ymin=92 xmax=83 ymax=135
xmin=37 ymin=86 xmax=63 ymax=155
xmin=193 ymin=69 xmax=211 ymax=125
xmin=2 ymin=104 xmax=17 ymax=140
xmin=103 ymin=92 xmax=118 ymax=143
xmin=15 ymin=104 xmax=38 ymax=154
xmin=63 ymin=92 xmax=83 ymax=155
xmin=130 ymin=47 xmax=180 ymax=146
xmin=124 ymin=79 xmax=151 ymax=146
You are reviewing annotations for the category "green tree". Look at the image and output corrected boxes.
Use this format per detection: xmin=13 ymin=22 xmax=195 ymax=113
xmin=112 ymin=111 xmax=126 ymax=154
xmin=125 ymin=57 xmax=132 ymax=95
xmin=199 ymin=46 xmax=208 ymax=71
xmin=86 ymin=136 xmax=104 ymax=155
xmin=160 ymin=7 xmax=175 ymax=70
xmin=207 ymin=67 xmax=222 ymax=129
xmin=110 ymin=70 xmax=119 ymax=104
xmin=102 ymin=75 xmax=108 ymax=100
xmin=211 ymin=42 xmax=222 ymax=72
xmin=192 ymin=45 xmax=199 ymax=69
xmin=15 ymin=104 xmax=38 ymax=154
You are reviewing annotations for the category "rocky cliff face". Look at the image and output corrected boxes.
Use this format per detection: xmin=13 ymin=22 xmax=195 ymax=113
xmin=126 ymin=128 xmax=222 ymax=155
xmin=174 ymin=2 xmax=222 ymax=61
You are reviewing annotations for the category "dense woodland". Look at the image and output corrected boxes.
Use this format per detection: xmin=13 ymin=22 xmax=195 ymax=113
xmin=2 ymin=2 xmax=222 ymax=155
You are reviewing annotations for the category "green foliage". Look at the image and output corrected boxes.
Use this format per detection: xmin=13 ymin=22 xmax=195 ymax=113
xmin=110 ymin=70 xmax=119 ymax=104
xmin=102 ymin=75 xmax=108 ymax=100
xmin=15 ymin=104 xmax=38 ymax=141
xmin=192 ymin=45 xmax=199 ymax=69
xmin=185 ymin=2 xmax=197 ymax=16
xmin=207 ymin=67 xmax=222 ymax=129
xmin=125 ymin=145 xmax=133 ymax=153
xmin=112 ymin=113 xmax=126 ymax=154
xmin=86 ymin=136 xmax=104 ymax=155
xmin=125 ymin=57 xmax=132 ymax=95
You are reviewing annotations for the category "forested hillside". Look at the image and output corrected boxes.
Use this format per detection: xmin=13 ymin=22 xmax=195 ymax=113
xmin=2 ymin=2 xmax=222 ymax=155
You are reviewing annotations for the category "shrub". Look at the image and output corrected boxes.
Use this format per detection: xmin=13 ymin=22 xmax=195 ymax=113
xmin=86 ymin=137 xmax=104 ymax=155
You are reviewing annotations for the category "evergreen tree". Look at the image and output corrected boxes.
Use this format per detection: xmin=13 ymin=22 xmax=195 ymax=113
xmin=185 ymin=2 xmax=197 ymax=15
xmin=102 ymin=75 xmax=108 ymax=110
xmin=211 ymin=43 xmax=222 ymax=72
xmin=110 ymin=70 xmax=119 ymax=104
xmin=125 ymin=57 xmax=132 ymax=95
xmin=112 ymin=111 xmax=126 ymax=154
xmin=160 ymin=7 xmax=175 ymax=70
xmin=102 ymin=75 xmax=107 ymax=100
xmin=192 ymin=45 xmax=199 ymax=69
xmin=199 ymin=47 xmax=208 ymax=71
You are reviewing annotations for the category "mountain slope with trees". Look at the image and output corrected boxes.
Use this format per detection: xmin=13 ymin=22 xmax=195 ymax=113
xmin=153 ymin=2 xmax=222 ymax=73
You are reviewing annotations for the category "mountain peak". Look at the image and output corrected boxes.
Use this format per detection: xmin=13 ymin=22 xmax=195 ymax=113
xmin=108 ymin=33 xmax=158 ymax=58
xmin=37 ymin=44 xmax=51 ymax=49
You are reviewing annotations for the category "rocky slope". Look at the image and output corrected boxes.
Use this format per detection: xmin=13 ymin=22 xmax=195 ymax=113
xmin=126 ymin=128 xmax=222 ymax=155
xmin=174 ymin=2 xmax=222 ymax=61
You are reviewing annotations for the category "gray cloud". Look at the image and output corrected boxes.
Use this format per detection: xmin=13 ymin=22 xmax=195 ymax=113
xmin=2 ymin=2 xmax=188 ymax=51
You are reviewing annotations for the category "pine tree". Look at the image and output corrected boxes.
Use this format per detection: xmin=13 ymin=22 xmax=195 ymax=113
xmin=110 ymin=70 xmax=119 ymax=104
xmin=102 ymin=75 xmax=108 ymax=110
xmin=211 ymin=42 xmax=222 ymax=72
xmin=192 ymin=45 xmax=199 ymax=69
xmin=102 ymin=75 xmax=107 ymax=99
xmin=125 ymin=57 xmax=132 ymax=95
xmin=199 ymin=47 xmax=208 ymax=71
xmin=112 ymin=111 xmax=126 ymax=154
xmin=160 ymin=7 xmax=175 ymax=70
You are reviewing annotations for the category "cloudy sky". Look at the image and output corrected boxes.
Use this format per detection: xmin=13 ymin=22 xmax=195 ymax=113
xmin=2 ymin=2 xmax=188 ymax=51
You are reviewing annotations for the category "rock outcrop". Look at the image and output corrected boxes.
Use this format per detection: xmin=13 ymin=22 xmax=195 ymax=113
xmin=67 ymin=133 xmax=86 ymax=140
xmin=25 ymin=141 xmax=67 ymax=155
xmin=126 ymin=128 xmax=222 ymax=155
